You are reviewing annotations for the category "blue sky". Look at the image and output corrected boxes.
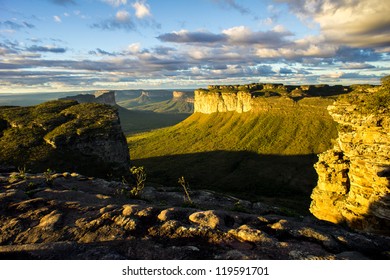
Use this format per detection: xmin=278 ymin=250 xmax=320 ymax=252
xmin=0 ymin=0 xmax=389 ymax=93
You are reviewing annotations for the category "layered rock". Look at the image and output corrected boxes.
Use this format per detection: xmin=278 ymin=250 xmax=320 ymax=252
xmin=172 ymin=91 xmax=194 ymax=103
xmin=0 ymin=100 xmax=130 ymax=178
xmin=194 ymin=83 xmax=350 ymax=114
xmin=1 ymin=172 xmax=389 ymax=259
xmin=310 ymin=95 xmax=390 ymax=234
xmin=194 ymin=90 xmax=252 ymax=113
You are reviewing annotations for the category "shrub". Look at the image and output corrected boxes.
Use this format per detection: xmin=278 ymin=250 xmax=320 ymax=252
xmin=178 ymin=176 xmax=194 ymax=205
xmin=129 ymin=166 xmax=146 ymax=197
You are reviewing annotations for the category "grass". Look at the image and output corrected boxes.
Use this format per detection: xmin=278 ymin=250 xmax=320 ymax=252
xmin=127 ymin=96 xmax=338 ymax=214
xmin=117 ymin=106 xmax=191 ymax=135
xmin=128 ymin=97 xmax=337 ymax=158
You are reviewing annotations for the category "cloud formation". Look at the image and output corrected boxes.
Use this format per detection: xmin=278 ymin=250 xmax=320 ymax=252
xmin=53 ymin=16 xmax=62 ymax=23
xmin=0 ymin=20 xmax=35 ymax=30
xmin=132 ymin=0 xmax=152 ymax=19
xmin=278 ymin=0 xmax=390 ymax=49
xmin=27 ymin=45 xmax=67 ymax=53
xmin=49 ymin=0 xmax=76 ymax=5
xmin=91 ymin=10 xmax=135 ymax=31
xmin=157 ymin=26 xmax=293 ymax=47
xmin=102 ymin=0 xmax=127 ymax=7
xmin=212 ymin=0 xmax=250 ymax=15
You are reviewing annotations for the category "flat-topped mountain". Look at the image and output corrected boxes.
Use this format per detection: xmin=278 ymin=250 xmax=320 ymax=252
xmin=0 ymin=100 xmax=130 ymax=178
xmin=59 ymin=90 xmax=116 ymax=106
xmin=194 ymin=83 xmax=350 ymax=114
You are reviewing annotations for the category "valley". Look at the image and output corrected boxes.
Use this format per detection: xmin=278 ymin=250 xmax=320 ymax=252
xmin=127 ymin=86 xmax=340 ymax=214
xmin=1 ymin=79 xmax=389 ymax=260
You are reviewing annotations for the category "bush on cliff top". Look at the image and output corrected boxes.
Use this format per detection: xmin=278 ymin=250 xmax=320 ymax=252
xmin=340 ymin=75 xmax=390 ymax=115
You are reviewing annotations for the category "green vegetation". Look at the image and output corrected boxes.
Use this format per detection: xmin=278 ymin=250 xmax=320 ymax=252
xmin=339 ymin=76 xmax=390 ymax=115
xmin=127 ymin=97 xmax=338 ymax=214
xmin=129 ymin=166 xmax=147 ymax=198
xmin=132 ymin=99 xmax=194 ymax=114
xmin=43 ymin=168 xmax=55 ymax=185
xmin=0 ymin=100 xmax=129 ymax=178
xmin=117 ymin=106 xmax=190 ymax=135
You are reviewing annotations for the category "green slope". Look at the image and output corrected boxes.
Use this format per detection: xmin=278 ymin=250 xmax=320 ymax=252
xmin=133 ymin=99 xmax=194 ymax=113
xmin=117 ymin=106 xmax=190 ymax=135
xmin=127 ymin=97 xmax=338 ymax=214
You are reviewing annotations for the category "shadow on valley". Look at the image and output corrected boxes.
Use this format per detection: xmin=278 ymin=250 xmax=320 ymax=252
xmin=117 ymin=106 xmax=190 ymax=134
xmin=132 ymin=150 xmax=319 ymax=214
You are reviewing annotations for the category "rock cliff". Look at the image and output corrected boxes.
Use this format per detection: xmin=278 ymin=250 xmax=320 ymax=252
xmin=194 ymin=83 xmax=350 ymax=114
xmin=1 ymin=171 xmax=389 ymax=259
xmin=0 ymin=100 xmax=130 ymax=178
xmin=194 ymin=90 xmax=252 ymax=113
xmin=310 ymin=86 xmax=390 ymax=234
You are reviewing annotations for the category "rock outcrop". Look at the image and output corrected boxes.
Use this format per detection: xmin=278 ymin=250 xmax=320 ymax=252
xmin=60 ymin=90 xmax=116 ymax=106
xmin=1 ymin=172 xmax=389 ymax=260
xmin=194 ymin=83 xmax=350 ymax=114
xmin=310 ymin=89 xmax=390 ymax=234
xmin=0 ymin=100 xmax=130 ymax=178
xmin=172 ymin=91 xmax=194 ymax=103
xmin=194 ymin=90 xmax=252 ymax=113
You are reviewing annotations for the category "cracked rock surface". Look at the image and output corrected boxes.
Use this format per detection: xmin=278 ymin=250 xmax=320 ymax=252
xmin=1 ymin=172 xmax=389 ymax=260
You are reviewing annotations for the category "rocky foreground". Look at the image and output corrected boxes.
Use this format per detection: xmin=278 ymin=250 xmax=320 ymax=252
xmin=1 ymin=172 xmax=389 ymax=260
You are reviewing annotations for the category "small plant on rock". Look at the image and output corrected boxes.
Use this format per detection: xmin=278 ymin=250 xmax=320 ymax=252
xmin=129 ymin=166 xmax=146 ymax=198
xmin=178 ymin=176 xmax=194 ymax=206
xmin=43 ymin=168 xmax=55 ymax=185
xmin=9 ymin=166 xmax=27 ymax=183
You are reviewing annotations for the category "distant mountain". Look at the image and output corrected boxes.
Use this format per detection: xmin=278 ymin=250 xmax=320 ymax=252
xmin=59 ymin=90 xmax=116 ymax=106
xmin=119 ymin=90 xmax=194 ymax=113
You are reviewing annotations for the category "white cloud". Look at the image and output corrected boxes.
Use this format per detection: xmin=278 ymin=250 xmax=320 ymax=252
xmin=128 ymin=42 xmax=141 ymax=53
xmin=132 ymin=0 xmax=152 ymax=19
xmin=115 ymin=10 xmax=130 ymax=22
xmin=53 ymin=15 xmax=62 ymax=23
xmin=102 ymin=0 xmax=127 ymax=7
xmin=279 ymin=0 xmax=390 ymax=49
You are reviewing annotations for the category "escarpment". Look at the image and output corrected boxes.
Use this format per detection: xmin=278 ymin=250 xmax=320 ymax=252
xmin=0 ymin=100 xmax=130 ymax=178
xmin=310 ymin=87 xmax=390 ymax=234
xmin=194 ymin=83 xmax=350 ymax=114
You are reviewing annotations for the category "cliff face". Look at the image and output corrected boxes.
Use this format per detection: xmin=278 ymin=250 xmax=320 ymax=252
xmin=194 ymin=83 xmax=350 ymax=114
xmin=194 ymin=90 xmax=252 ymax=113
xmin=310 ymin=92 xmax=390 ymax=234
xmin=0 ymin=100 xmax=130 ymax=178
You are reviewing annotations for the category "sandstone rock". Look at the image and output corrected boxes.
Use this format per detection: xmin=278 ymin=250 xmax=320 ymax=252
xmin=122 ymin=204 xmax=142 ymax=216
xmin=38 ymin=210 xmax=62 ymax=229
xmin=1 ymin=171 xmax=389 ymax=260
xmin=189 ymin=210 xmax=226 ymax=229
xmin=228 ymin=225 xmax=274 ymax=244
xmin=310 ymin=95 xmax=390 ymax=234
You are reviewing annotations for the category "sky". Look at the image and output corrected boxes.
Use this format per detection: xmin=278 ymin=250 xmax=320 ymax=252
xmin=0 ymin=0 xmax=389 ymax=93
